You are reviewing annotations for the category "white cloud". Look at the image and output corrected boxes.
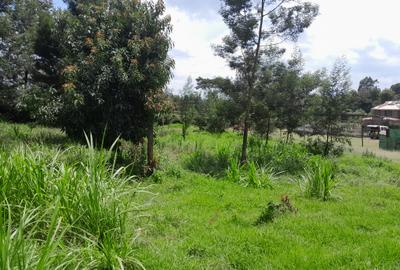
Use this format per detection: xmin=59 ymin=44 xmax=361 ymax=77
xmin=299 ymin=0 xmax=400 ymax=86
xmin=166 ymin=5 xmax=233 ymax=92
xmin=166 ymin=0 xmax=400 ymax=91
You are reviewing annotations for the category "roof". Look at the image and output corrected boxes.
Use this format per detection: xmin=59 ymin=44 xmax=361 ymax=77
xmin=372 ymin=101 xmax=400 ymax=111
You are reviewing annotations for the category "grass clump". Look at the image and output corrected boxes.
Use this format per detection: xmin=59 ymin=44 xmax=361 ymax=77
xmin=299 ymin=156 xmax=338 ymax=201
xmin=0 ymin=135 xmax=144 ymax=269
xmin=226 ymin=160 xmax=276 ymax=189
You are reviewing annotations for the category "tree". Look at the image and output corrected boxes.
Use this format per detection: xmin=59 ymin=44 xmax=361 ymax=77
xmin=60 ymin=0 xmax=174 ymax=171
xmin=390 ymin=83 xmax=400 ymax=95
xmin=272 ymin=52 xmax=319 ymax=142
xmin=358 ymin=76 xmax=379 ymax=93
xmin=380 ymin=89 xmax=396 ymax=104
xmin=214 ymin=0 xmax=319 ymax=163
xmin=357 ymin=76 xmax=381 ymax=113
xmin=179 ymin=77 xmax=198 ymax=139
xmin=311 ymin=58 xmax=351 ymax=156
xmin=0 ymin=0 xmax=52 ymax=120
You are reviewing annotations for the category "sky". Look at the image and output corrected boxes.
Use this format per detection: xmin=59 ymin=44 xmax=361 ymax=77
xmin=54 ymin=0 xmax=400 ymax=92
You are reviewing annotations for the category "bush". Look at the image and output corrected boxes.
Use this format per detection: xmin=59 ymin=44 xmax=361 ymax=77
xmin=303 ymin=137 xmax=347 ymax=157
xmin=255 ymin=196 xmax=297 ymax=225
xmin=299 ymin=156 xmax=338 ymax=201
xmin=116 ymin=139 xmax=147 ymax=176
xmin=226 ymin=160 xmax=275 ymax=189
xmin=248 ymin=138 xmax=310 ymax=174
xmin=185 ymin=143 xmax=232 ymax=177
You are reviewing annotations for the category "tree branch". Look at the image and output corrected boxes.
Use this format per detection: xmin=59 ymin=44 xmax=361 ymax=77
xmin=263 ymin=0 xmax=286 ymax=18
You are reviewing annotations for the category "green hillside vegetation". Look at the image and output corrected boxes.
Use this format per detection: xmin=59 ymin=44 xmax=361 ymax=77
xmin=2 ymin=122 xmax=400 ymax=269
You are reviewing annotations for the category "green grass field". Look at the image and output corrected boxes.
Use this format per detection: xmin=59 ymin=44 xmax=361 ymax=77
xmin=1 ymin=122 xmax=400 ymax=269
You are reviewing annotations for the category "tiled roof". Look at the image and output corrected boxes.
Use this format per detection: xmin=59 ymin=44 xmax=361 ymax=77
xmin=372 ymin=101 xmax=400 ymax=111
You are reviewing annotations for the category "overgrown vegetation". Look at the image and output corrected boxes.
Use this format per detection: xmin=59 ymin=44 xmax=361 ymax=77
xmin=0 ymin=129 xmax=143 ymax=269
xmin=299 ymin=156 xmax=338 ymax=201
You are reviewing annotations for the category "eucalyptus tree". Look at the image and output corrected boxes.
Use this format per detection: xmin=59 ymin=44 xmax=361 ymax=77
xmin=214 ymin=0 xmax=319 ymax=163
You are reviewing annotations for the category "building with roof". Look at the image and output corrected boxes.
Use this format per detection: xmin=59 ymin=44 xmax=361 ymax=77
xmin=362 ymin=101 xmax=400 ymax=127
xmin=362 ymin=101 xmax=400 ymax=151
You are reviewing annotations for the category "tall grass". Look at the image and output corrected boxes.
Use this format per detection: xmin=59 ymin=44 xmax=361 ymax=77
xmin=299 ymin=157 xmax=338 ymax=201
xmin=0 ymin=135 xmax=143 ymax=269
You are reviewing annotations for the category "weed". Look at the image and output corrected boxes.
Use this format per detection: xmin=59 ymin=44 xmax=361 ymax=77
xmin=255 ymin=195 xmax=297 ymax=225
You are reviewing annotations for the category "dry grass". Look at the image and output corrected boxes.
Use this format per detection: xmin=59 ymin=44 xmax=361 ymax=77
xmin=350 ymin=137 xmax=400 ymax=162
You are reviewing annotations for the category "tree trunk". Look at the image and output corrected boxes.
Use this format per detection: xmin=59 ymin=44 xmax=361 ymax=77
xmin=265 ymin=117 xmax=270 ymax=145
xmin=324 ymin=128 xmax=330 ymax=156
xmin=240 ymin=119 xmax=249 ymax=164
xmin=147 ymin=116 xmax=155 ymax=174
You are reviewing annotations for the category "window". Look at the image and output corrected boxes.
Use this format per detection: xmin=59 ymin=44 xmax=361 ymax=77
xmin=384 ymin=110 xmax=392 ymax=117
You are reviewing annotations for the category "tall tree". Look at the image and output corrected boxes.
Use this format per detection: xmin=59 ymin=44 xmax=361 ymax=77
xmin=357 ymin=76 xmax=381 ymax=113
xmin=0 ymin=0 xmax=52 ymax=120
xmin=214 ymin=0 xmax=318 ymax=163
xmin=390 ymin=83 xmax=400 ymax=95
xmin=60 ymin=0 xmax=174 ymax=171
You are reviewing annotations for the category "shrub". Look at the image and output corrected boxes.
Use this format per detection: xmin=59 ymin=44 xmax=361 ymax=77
xmin=248 ymin=138 xmax=310 ymax=174
xmin=226 ymin=160 xmax=275 ymax=189
xmin=226 ymin=159 xmax=241 ymax=183
xmin=303 ymin=137 xmax=347 ymax=157
xmin=299 ymin=157 xmax=338 ymax=201
xmin=255 ymin=196 xmax=297 ymax=225
xmin=185 ymin=143 xmax=232 ymax=177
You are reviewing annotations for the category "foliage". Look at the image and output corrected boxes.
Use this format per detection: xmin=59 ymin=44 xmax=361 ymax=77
xmin=59 ymin=0 xmax=174 ymax=146
xmin=208 ymin=0 xmax=319 ymax=163
xmin=255 ymin=196 xmax=297 ymax=225
xmin=0 ymin=0 xmax=52 ymax=121
xmin=299 ymin=156 xmax=338 ymax=201
xmin=248 ymin=137 xmax=310 ymax=174
xmin=178 ymin=77 xmax=198 ymax=139
xmin=303 ymin=137 xmax=347 ymax=157
xmin=310 ymin=58 xmax=352 ymax=156
xmin=0 ymin=134 xmax=144 ymax=268
xmin=116 ymin=139 xmax=147 ymax=176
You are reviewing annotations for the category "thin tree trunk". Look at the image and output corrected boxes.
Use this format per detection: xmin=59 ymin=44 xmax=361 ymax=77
xmin=240 ymin=118 xmax=249 ymax=164
xmin=240 ymin=0 xmax=265 ymax=165
xmin=265 ymin=117 xmax=271 ymax=145
xmin=147 ymin=116 xmax=155 ymax=173
xmin=324 ymin=128 xmax=330 ymax=156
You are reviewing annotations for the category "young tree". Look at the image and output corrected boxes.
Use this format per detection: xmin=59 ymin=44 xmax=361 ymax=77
xmin=60 ymin=0 xmax=174 ymax=170
xmin=311 ymin=58 xmax=352 ymax=156
xmin=179 ymin=77 xmax=198 ymax=139
xmin=272 ymin=53 xmax=319 ymax=142
xmin=214 ymin=0 xmax=319 ymax=163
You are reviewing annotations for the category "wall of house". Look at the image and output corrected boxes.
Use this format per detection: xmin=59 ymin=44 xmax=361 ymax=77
xmin=372 ymin=110 xmax=400 ymax=118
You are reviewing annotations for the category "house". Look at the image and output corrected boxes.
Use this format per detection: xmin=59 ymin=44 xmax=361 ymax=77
xmin=362 ymin=101 xmax=400 ymax=127
xmin=362 ymin=101 xmax=400 ymax=151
